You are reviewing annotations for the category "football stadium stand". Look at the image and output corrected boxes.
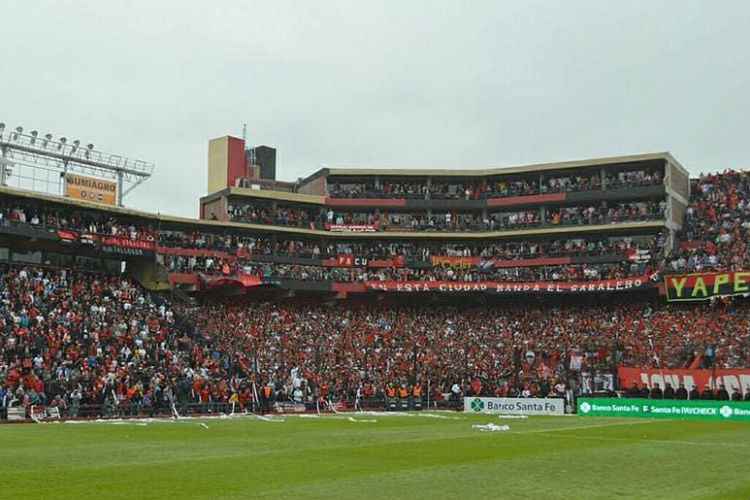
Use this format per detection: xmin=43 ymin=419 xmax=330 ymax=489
xmin=1 ymin=135 xmax=749 ymax=421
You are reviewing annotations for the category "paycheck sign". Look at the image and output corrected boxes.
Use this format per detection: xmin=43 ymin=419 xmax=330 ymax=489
xmin=464 ymin=397 xmax=565 ymax=416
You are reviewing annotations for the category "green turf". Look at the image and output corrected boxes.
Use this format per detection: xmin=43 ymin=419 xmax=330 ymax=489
xmin=2 ymin=412 xmax=749 ymax=499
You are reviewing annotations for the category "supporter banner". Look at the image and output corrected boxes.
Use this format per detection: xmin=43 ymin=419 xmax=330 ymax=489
xmin=157 ymin=246 xmax=234 ymax=260
xmin=324 ymin=255 xmax=405 ymax=268
xmin=335 ymin=255 xmax=372 ymax=267
xmin=100 ymin=236 xmax=156 ymax=258
xmin=618 ymin=367 xmax=750 ymax=396
xmin=431 ymin=256 xmax=476 ymax=268
xmin=326 ymin=224 xmax=377 ymax=233
xmin=464 ymin=397 xmax=565 ymax=415
xmin=202 ymin=273 xmax=262 ymax=289
xmin=64 ymin=173 xmax=117 ymax=206
xmin=365 ymin=275 xmax=655 ymax=294
xmin=577 ymin=397 xmax=750 ymax=421
xmin=57 ymin=229 xmax=79 ymax=242
xmin=664 ymin=271 xmax=750 ymax=301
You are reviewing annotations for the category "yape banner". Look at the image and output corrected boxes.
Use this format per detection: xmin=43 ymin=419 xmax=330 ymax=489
xmin=664 ymin=271 xmax=750 ymax=301
xmin=464 ymin=397 xmax=565 ymax=415
xmin=577 ymin=397 xmax=750 ymax=421
xmin=618 ymin=367 xmax=750 ymax=397
xmin=365 ymin=275 xmax=655 ymax=294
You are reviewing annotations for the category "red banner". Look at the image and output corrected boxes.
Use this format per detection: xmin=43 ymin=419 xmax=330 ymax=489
xmin=157 ymin=246 xmax=235 ymax=260
xmin=57 ymin=230 xmax=79 ymax=242
xmin=101 ymin=236 xmax=156 ymax=251
xmin=326 ymin=224 xmax=377 ymax=233
xmin=365 ymin=275 xmax=655 ymax=294
xmin=619 ymin=367 xmax=750 ymax=395
xmin=202 ymin=273 xmax=262 ymax=289
xmin=324 ymin=255 xmax=405 ymax=268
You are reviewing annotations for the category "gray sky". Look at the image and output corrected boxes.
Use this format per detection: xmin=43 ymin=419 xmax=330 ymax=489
xmin=2 ymin=1 xmax=749 ymax=218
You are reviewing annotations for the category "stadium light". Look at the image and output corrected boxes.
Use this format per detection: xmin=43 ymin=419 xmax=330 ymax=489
xmin=1 ymin=121 xmax=154 ymax=207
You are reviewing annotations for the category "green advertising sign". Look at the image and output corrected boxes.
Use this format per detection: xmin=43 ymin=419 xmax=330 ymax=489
xmin=577 ymin=398 xmax=750 ymax=422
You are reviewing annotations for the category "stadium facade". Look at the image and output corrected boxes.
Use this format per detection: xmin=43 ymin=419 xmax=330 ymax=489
xmin=0 ymin=130 xmax=735 ymax=318
xmin=0 ymin=134 xmax=693 ymax=299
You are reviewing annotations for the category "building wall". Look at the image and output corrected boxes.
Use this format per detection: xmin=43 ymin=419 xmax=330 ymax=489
xmin=207 ymin=136 xmax=247 ymax=194
xmin=298 ymin=175 xmax=326 ymax=196
xmin=207 ymin=137 xmax=229 ymax=195
xmin=201 ymin=197 xmax=228 ymax=222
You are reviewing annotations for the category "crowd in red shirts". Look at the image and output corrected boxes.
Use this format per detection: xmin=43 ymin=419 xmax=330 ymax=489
xmin=668 ymin=170 xmax=750 ymax=272
xmin=3 ymin=260 xmax=749 ymax=420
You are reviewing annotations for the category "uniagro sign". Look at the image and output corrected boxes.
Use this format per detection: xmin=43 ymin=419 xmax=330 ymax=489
xmin=64 ymin=173 xmax=117 ymax=206
xmin=464 ymin=397 xmax=565 ymax=416
xmin=577 ymin=398 xmax=750 ymax=421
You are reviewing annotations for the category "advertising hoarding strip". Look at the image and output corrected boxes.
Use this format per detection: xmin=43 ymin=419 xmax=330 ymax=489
xmin=577 ymin=397 xmax=750 ymax=421
xmin=464 ymin=397 xmax=565 ymax=415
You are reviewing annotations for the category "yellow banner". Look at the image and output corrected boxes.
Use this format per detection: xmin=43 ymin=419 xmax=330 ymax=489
xmin=65 ymin=173 xmax=117 ymax=206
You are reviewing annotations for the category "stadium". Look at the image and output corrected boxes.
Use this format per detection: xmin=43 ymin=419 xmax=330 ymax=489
xmin=1 ymin=127 xmax=749 ymax=499
xmin=3 ymin=3 xmax=750 ymax=499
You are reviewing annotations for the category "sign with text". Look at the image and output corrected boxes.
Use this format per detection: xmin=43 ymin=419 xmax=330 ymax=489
xmin=577 ymin=397 xmax=750 ymax=421
xmin=65 ymin=173 xmax=117 ymax=206
xmin=618 ymin=367 xmax=750 ymax=397
xmin=664 ymin=271 xmax=750 ymax=301
xmin=366 ymin=276 xmax=655 ymax=294
xmin=100 ymin=236 xmax=156 ymax=258
xmin=464 ymin=397 xmax=565 ymax=415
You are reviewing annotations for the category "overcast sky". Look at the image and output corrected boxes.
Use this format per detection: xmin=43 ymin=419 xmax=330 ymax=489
xmin=2 ymin=1 xmax=749 ymax=218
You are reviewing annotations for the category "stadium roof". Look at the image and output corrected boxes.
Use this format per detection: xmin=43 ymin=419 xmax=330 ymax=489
xmin=299 ymin=151 xmax=687 ymax=184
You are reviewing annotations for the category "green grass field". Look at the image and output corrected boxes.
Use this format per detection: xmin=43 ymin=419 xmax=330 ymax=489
xmin=2 ymin=412 xmax=749 ymax=500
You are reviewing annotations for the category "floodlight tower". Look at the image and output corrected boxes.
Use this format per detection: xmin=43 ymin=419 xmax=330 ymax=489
xmin=0 ymin=121 xmax=155 ymax=207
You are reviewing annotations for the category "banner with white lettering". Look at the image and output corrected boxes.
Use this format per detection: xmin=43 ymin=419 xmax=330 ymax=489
xmin=464 ymin=397 xmax=565 ymax=415
xmin=366 ymin=275 xmax=656 ymax=294
xmin=618 ymin=367 xmax=750 ymax=396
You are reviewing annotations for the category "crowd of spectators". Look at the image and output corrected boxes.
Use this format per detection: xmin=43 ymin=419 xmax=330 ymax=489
xmin=226 ymin=200 xmax=666 ymax=232
xmin=327 ymin=169 xmax=662 ymax=199
xmin=0 ymin=199 xmax=155 ymax=241
xmin=668 ymin=170 xmax=750 ymax=272
xmin=1 ymin=260 xmax=749 ymax=420
xmin=241 ymin=261 xmax=653 ymax=284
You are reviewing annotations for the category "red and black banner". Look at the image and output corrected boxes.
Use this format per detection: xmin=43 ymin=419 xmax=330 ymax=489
xmin=664 ymin=271 xmax=750 ymax=302
xmin=100 ymin=236 xmax=156 ymax=258
xmin=619 ymin=367 xmax=750 ymax=394
xmin=201 ymin=273 xmax=262 ymax=289
xmin=363 ymin=275 xmax=656 ymax=294
xmin=325 ymin=255 xmax=405 ymax=268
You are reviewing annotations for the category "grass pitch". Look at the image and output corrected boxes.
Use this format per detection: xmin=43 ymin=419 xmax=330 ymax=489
xmin=2 ymin=412 xmax=749 ymax=500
